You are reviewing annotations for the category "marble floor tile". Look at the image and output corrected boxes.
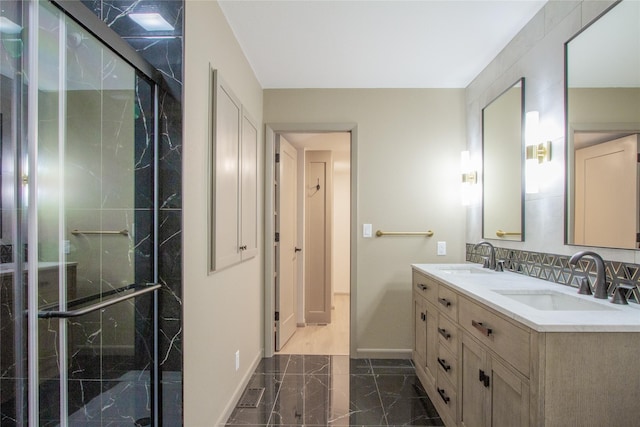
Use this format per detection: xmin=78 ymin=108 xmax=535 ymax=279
xmin=255 ymin=355 xmax=291 ymax=375
xmin=376 ymin=374 xmax=442 ymax=426
xmin=285 ymin=354 xmax=331 ymax=375
xmin=225 ymin=356 xmax=444 ymax=427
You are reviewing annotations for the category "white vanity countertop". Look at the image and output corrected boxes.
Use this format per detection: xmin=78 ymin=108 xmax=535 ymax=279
xmin=412 ymin=263 xmax=640 ymax=332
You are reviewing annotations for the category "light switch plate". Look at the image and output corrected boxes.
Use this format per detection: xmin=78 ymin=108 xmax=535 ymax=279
xmin=363 ymin=223 xmax=372 ymax=238
xmin=437 ymin=241 xmax=446 ymax=256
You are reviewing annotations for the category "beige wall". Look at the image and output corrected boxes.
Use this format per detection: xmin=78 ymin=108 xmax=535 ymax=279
xmin=568 ymin=88 xmax=640 ymax=126
xmin=333 ymin=148 xmax=351 ymax=295
xmin=264 ymin=89 xmax=467 ymax=356
xmin=465 ymin=0 xmax=640 ymax=264
xmin=183 ymin=1 xmax=264 ymax=425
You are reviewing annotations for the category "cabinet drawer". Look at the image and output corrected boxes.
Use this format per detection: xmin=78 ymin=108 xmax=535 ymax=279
xmin=435 ymin=372 xmax=458 ymax=425
xmin=459 ymin=296 xmax=530 ymax=377
xmin=437 ymin=344 xmax=457 ymax=387
xmin=437 ymin=315 xmax=458 ymax=357
xmin=413 ymin=271 xmax=439 ymax=305
xmin=437 ymin=285 xmax=458 ymax=321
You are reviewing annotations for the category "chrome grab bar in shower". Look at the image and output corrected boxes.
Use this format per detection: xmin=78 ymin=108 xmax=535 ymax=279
xmin=38 ymin=283 xmax=161 ymax=319
xmin=71 ymin=229 xmax=129 ymax=236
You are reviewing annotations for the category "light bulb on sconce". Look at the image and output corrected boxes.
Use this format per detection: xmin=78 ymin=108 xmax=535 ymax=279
xmin=460 ymin=150 xmax=478 ymax=206
xmin=525 ymin=111 xmax=552 ymax=194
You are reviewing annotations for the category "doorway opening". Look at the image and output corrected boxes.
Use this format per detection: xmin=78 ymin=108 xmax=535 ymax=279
xmin=264 ymin=125 xmax=357 ymax=358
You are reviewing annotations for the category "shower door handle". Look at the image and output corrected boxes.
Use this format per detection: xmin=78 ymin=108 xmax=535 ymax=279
xmin=38 ymin=283 xmax=161 ymax=319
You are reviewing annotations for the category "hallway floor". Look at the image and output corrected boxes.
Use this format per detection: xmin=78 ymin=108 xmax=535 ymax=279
xmin=277 ymin=294 xmax=350 ymax=355
xmin=225 ymin=355 xmax=444 ymax=426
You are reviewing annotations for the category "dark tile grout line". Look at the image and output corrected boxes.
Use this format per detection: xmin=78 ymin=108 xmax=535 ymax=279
xmin=371 ymin=366 xmax=390 ymax=426
xmin=264 ymin=354 xmax=290 ymax=426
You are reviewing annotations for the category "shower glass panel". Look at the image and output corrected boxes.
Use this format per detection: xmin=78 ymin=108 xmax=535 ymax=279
xmin=0 ymin=0 xmax=27 ymax=425
xmin=0 ymin=1 xmax=159 ymax=425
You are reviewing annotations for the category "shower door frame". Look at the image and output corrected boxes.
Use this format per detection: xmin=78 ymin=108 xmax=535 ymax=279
xmin=22 ymin=1 xmax=166 ymax=425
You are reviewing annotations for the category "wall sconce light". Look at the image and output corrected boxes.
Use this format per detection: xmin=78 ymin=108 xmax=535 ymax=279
xmin=525 ymin=111 xmax=552 ymax=194
xmin=526 ymin=141 xmax=552 ymax=164
xmin=460 ymin=150 xmax=478 ymax=205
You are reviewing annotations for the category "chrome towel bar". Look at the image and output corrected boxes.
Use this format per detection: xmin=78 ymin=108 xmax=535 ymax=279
xmin=38 ymin=283 xmax=161 ymax=319
xmin=71 ymin=229 xmax=129 ymax=236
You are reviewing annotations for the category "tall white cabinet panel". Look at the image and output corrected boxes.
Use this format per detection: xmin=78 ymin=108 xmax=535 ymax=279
xmin=210 ymin=69 xmax=258 ymax=271
xmin=240 ymin=110 xmax=258 ymax=259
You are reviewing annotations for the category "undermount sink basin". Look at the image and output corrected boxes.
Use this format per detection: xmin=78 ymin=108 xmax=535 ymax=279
xmin=437 ymin=266 xmax=491 ymax=275
xmin=493 ymin=289 xmax=617 ymax=311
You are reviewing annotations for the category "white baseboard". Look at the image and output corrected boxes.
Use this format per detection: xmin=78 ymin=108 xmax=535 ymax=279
xmin=216 ymin=349 xmax=263 ymax=426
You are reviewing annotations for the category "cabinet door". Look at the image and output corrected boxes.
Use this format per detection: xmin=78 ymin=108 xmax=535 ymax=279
xmin=424 ymin=301 xmax=438 ymax=385
xmin=240 ymin=109 xmax=258 ymax=259
xmin=461 ymin=333 xmax=487 ymax=427
xmin=488 ymin=357 xmax=529 ymax=427
xmin=211 ymin=71 xmax=241 ymax=270
xmin=414 ymin=294 xmax=427 ymax=368
xmin=413 ymin=295 xmax=437 ymax=386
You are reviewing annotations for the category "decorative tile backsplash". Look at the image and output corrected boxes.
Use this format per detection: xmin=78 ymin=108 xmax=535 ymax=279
xmin=466 ymin=243 xmax=640 ymax=304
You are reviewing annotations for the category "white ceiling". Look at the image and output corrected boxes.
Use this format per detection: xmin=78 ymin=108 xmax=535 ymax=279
xmin=218 ymin=0 xmax=547 ymax=89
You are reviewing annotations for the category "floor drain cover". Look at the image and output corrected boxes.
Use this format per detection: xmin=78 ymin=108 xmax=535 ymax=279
xmin=237 ymin=387 xmax=265 ymax=408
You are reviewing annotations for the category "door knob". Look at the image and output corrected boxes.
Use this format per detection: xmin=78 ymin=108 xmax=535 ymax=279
xmin=294 ymin=247 xmax=302 ymax=252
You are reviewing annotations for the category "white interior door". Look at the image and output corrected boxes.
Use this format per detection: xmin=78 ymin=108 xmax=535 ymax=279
xmin=574 ymin=134 xmax=639 ymax=248
xmin=275 ymin=138 xmax=298 ymax=351
xmin=305 ymin=151 xmax=332 ymax=324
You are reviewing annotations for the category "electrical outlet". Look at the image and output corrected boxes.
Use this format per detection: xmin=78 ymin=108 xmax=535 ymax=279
xmin=235 ymin=350 xmax=240 ymax=371
xmin=437 ymin=241 xmax=446 ymax=256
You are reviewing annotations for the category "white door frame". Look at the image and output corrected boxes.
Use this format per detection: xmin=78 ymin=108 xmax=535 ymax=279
xmin=264 ymin=123 xmax=358 ymax=358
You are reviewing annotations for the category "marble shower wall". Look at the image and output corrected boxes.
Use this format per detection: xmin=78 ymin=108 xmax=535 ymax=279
xmin=80 ymin=0 xmax=184 ymax=417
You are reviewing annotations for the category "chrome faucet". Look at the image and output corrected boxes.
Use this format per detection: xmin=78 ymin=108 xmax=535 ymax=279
xmin=569 ymin=251 xmax=609 ymax=299
xmin=474 ymin=241 xmax=497 ymax=270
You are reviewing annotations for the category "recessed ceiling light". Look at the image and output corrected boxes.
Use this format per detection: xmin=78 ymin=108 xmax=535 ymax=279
xmin=129 ymin=13 xmax=174 ymax=32
xmin=0 ymin=16 xmax=22 ymax=34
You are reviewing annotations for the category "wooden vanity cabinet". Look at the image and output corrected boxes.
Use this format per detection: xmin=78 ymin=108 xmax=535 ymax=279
xmin=411 ymin=267 xmax=640 ymax=427
xmin=460 ymin=332 xmax=529 ymax=427
xmin=413 ymin=270 xmax=459 ymax=426
xmin=413 ymin=270 xmax=438 ymax=387
xmin=413 ymin=270 xmax=530 ymax=427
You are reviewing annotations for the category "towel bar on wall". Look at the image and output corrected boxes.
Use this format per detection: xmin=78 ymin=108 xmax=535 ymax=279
xmin=375 ymin=230 xmax=434 ymax=237
xmin=495 ymin=230 xmax=521 ymax=237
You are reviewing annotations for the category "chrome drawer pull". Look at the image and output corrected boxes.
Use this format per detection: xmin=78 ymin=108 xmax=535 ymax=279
xmin=438 ymin=327 xmax=451 ymax=340
xmin=472 ymin=320 xmax=492 ymax=337
xmin=437 ymin=387 xmax=450 ymax=404
xmin=437 ymin=357 xmax=451 ymax=372
xmin=479 ymin=369 xmax=490 ymax=388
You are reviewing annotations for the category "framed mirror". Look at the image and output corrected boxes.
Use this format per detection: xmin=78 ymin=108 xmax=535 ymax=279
xmin=565 ymin=0 xmax=640 ymax=250
xmin=482 ymin=79 xmax=525 ymax=241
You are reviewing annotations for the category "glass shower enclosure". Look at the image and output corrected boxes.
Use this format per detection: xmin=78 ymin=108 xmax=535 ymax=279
xmin=1 ymin=1 xmax=163 ymax=425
